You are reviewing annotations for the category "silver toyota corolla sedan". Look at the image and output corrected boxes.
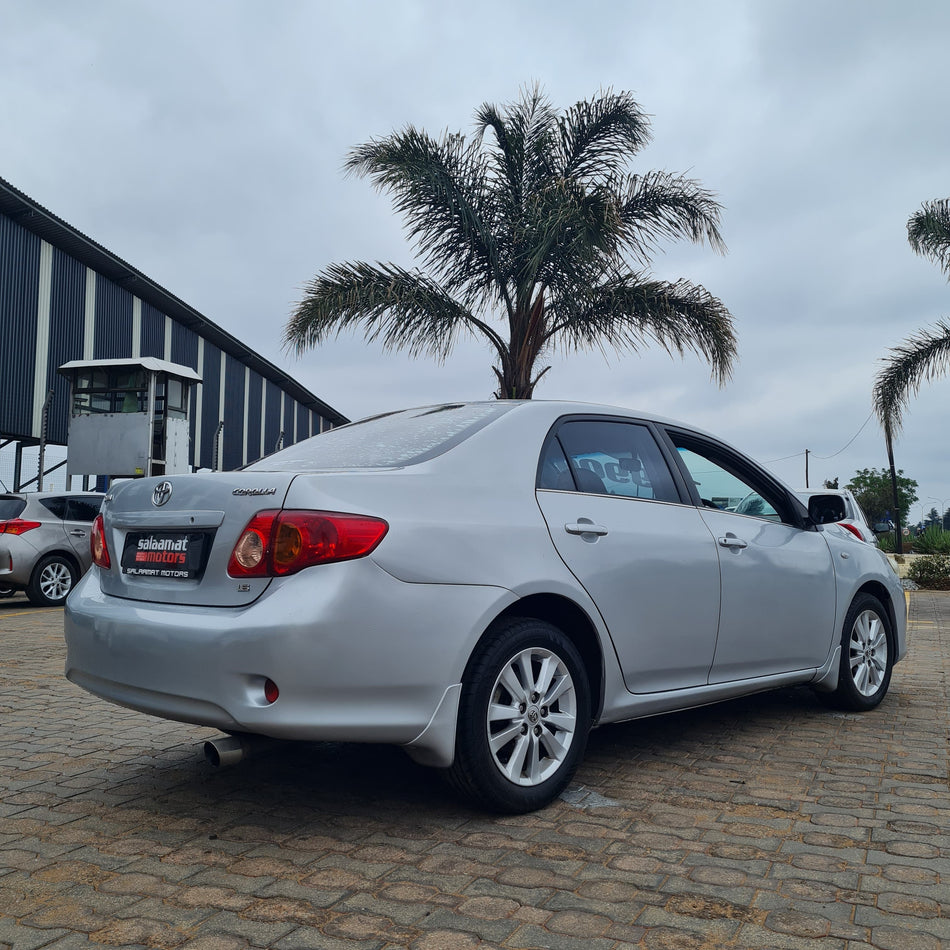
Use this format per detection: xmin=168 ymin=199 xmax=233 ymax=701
xmin=65 ymin=402 xmax=906 ymax=812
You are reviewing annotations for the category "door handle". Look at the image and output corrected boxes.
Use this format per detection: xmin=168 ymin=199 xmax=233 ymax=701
xmin=718 ymin=535 xmax=748 ymax=549
xmin=69 ymin=529 xmax=87 ymax=537
xmin=565 ymin=521 xmax=608 ymax=537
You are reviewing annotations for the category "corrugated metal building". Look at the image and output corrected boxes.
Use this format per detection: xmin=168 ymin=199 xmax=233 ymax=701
xmin=0 ymin=176 xmax=347 ymax=488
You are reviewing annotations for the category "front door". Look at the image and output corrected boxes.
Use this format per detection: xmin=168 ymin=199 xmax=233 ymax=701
xmin=667 ymin=436 xmax=838 ymax=682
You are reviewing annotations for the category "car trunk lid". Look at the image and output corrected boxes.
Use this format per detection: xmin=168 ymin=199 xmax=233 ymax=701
xmin=97 ymin=472 xmax=297 ymax=606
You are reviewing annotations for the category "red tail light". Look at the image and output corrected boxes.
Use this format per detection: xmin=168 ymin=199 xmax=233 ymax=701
xmin=837 ymin=522 xmax=865 ymax=541
xmin=0 ymin=519 xmax=42 ymax=535
xmin=228 ymin=510 xmax=388 ymax=578
xmin=91 ymin=515 xmax=112 ymax=568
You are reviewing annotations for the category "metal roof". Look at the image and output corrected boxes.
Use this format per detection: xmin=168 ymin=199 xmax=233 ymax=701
xmin=0 ymin=175 xmax=348 ymax=426
xmin=58 ymin=358 xmax=204 ymax=382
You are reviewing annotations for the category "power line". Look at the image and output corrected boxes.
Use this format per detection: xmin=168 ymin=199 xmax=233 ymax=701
xmin=810 ymin=412 xmax=874 ymax=460
xmin=764 ymin=412 xmax=875 ymax=466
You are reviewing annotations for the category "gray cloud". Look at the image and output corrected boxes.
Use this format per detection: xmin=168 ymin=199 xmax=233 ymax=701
xmin=2 ymin=0 xmax=948 ymax=513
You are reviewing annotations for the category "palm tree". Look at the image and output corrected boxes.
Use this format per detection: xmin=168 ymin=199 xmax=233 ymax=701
xmin=285 ymin=86 xmax=736 ymax=399
xmin=873 ymin=199 xmax=950 ymax=429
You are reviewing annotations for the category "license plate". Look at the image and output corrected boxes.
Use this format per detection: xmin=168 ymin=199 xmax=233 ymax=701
xmin=121 ymin=531 xmax=209 ymax=580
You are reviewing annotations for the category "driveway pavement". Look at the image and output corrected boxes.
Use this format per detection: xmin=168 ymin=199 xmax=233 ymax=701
xmin=1 ymin=591 xmax=948 ymax=949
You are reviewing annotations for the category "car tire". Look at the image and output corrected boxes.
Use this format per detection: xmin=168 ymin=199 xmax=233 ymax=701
xmin=26 ymin=555 xmax=78 ymax=607
xmin=819 ymin=593 xmax=893 ymax=711
xmin=0 ymin=584 xmax=15 ymax=598
xmin=447 ymin=617 xmax=591 ymax=813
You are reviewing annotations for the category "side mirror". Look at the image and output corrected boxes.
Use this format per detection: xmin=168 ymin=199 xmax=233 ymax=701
xmin=807 ymin=494 xmax=847 ymax=525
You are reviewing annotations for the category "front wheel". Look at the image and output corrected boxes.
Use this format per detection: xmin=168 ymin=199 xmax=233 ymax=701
xmin=821 ymin=593 xmax=893 ymax=710
xmin=26 ymin=555 xmax=77 ymax=607
xmin=447 ymin=617 xmax=591 ymax=813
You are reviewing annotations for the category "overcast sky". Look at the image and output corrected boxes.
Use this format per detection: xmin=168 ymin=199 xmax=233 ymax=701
xmin=3 ymin=0 xmax=949 ymax=519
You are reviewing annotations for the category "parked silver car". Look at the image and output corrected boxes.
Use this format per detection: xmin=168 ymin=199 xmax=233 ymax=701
xmin=0 ymin=492 xmax=104 ymax=606
xmin=65 ymin=402 xmax=906 ymax=812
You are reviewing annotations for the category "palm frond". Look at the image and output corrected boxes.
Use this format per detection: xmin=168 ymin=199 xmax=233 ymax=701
xmin=619 ymin=171 xmax=727 ymax=259
xmin=345 ymin=130 xmax=499 ymax=306
xmin=284 ymin=262 xmax=507 ymax=363
xmin=546 ymin=274 xmax=737 ymax=385
xmin=907 ymin=199 xmax=950 ymax=277
xmin=556 ymin=89 xmax=652 ymax=181
xmin=873 ymin=319 xmax=950 ymax=430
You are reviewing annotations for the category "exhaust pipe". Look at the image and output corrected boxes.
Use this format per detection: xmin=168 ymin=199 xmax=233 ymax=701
xmin=204 ymin=733 xmax=276 ymax=767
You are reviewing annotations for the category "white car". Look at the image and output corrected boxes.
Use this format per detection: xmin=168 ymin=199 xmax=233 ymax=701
xmin=796 ymin=489 xmax=878 ymax=544
xmin=64 ymin=402 xmax=906 ymax=812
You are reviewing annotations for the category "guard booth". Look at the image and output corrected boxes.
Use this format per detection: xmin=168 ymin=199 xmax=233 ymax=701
xmin=59 ymin=358 xmax=202 ymax=481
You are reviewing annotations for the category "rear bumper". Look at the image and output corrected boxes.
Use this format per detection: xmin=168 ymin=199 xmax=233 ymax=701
xmin=64 ymin=560 xmax=511 ymax=764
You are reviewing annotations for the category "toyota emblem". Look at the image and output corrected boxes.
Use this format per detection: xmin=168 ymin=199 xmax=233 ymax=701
xmin=152 ymin=480 xmax=173 ymax=507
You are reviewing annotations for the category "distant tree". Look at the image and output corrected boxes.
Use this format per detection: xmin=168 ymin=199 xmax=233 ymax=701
xmin=823 ymin=477 xmax=839 ymax=489
xmin=846 ymin=467 xmax=919 ymax=526
xmin=927 ymin=507 xmax=941 ymax=527
xmin=285 ymin=85 xmax=737 ymax=399
xmin=873 ymin=198 xmax=950 ymax=430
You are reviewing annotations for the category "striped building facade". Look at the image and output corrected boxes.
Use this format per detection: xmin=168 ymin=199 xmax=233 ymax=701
xmin=0 ymin=177 xmax=346 ymax=486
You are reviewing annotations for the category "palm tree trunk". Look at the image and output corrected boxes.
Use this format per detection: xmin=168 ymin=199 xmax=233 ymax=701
xmin=885 ymin=424 xmax=903 ymax=555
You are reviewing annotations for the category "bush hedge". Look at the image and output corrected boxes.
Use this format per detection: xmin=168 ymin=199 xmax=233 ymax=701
xmin=907 ymin=554 xmax=950 ymax=590
xmin=912 ymin=527 xmax=950 ymax=556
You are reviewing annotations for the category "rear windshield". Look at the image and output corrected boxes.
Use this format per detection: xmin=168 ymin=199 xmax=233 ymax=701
xmin=246 ymin=404 xmax=512 ymax=472
xmin=0 ymin=498 xmax=27 ymax=520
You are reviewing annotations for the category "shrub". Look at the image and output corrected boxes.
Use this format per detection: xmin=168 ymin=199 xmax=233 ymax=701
xmin=912 ymin=526 xmax=950 ymax=555
xmin=877 ymin=532 xmax=896 ymax=553
xmin=907 ymin=554 xmax=950 ymax=590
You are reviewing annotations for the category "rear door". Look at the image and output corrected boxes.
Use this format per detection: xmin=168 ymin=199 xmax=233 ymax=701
xmin=535 ymin=417 xmax=722 ymax=694
xmin=63 ymin=496 xmax=103 ymax=571
xmin=664 ymin=429 xmax=838 ymax=682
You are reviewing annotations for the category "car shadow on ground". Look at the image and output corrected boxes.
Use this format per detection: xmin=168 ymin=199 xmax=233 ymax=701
xmin=60 ymin=683 xmax=842 ymax=831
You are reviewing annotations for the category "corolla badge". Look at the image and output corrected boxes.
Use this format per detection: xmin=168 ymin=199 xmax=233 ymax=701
xmin=152 ymin=480 xmax=173 ymax=507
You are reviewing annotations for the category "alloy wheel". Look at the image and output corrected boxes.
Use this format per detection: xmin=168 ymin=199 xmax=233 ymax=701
xmin=848 ymin=608 xmax=888 ymax=697
xmin=486 ymin=646 xmax=578 ymax=786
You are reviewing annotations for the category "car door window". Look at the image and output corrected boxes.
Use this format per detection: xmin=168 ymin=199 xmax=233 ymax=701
xmin=539 ymin=420 xmax=680 ymax=503
xmin=65 ymin=497 xmax=102 ymax=522
xmin=668 ymin=436 xmax=796 ymax=525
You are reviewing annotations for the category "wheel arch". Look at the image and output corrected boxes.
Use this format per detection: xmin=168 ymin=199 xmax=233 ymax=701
xmin=853 ymin=580 xmax=897 ymax=640
xmin=482 ymin=593 xmax=606 ymax=721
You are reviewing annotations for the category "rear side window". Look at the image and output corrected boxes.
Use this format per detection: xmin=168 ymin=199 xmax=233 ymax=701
xmin=0 ymin=498 xmax=27 ymax=520
xmin=39 ymin=497 xmax=67 ymax=519
xmin=540 ymin=420 xmax=680 ymax=503
xmin=65 ymin=497 xmax=103 ymax=522
xmin=246 ymin=404 xmax=513 ymax=471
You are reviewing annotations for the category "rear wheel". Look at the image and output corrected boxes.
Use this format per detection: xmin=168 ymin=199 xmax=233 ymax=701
xmin=26 ymin=555 xmax=77 ymax=607
xmin=448 ymin=617 xmax=591 ymax=813
xmin=821 ymin=593 xmax=893 ymax=710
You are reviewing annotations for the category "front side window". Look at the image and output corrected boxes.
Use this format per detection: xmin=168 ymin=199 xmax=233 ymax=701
xmin=668 ymin=434 xmax=793 ymax=525
xmin=538 ymin=420 xmax=680 ymax=503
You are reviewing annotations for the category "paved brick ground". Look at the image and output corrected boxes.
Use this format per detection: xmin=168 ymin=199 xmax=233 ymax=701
xmin=1 ymin=590 xmax=948 ymax=949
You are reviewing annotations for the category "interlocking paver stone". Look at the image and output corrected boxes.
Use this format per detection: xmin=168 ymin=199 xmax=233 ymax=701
xmin=2 ymin=591 xmax=949 ymax=947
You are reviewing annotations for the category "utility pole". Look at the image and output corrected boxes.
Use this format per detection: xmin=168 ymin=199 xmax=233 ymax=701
xmin=804 ymin=449 xmax=810 ymax=489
